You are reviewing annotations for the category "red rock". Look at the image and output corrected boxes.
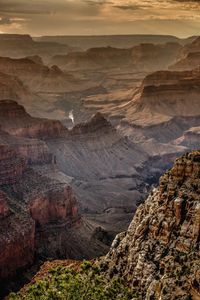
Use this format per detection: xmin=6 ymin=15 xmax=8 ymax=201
xmin=0 ymin=144 xmax=26 ymax=185
xmin=28 ymin=186 xmax=79 ymax=225
xmin=0 ymin=190 xmax=10 ymax=218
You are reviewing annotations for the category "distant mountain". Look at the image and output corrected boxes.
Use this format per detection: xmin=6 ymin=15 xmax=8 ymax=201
xmin=35 ymin=34 xmax=195 ymax=50
xmin=0 ymin=34 xmax=75 ymax=60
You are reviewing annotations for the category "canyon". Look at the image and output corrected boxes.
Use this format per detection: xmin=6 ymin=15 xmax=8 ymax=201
xmin=0 ymin=33 xmax=199 ymax=298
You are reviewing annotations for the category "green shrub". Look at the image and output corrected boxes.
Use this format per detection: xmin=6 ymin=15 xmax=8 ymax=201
xmin=9 ymin=262 xmax=135 ymax=300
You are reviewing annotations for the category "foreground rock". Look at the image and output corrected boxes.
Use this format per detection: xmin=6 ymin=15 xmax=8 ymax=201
xmin=102 ymin=150 xmax=200 ymax=300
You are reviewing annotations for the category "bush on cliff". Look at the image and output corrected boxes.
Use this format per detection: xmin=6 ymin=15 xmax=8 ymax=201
xmin=9 ymin=261 xmax=135 ymax=300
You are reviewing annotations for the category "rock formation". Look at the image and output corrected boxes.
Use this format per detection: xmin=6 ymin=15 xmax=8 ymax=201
xmin=170 ymin=52 xmax=200 ymax=71
xmin=181 ymin=36 xmax=200 ymax=58
xmin=175 ymin=126 xmax=200 ymax=149
xmin=0 ymin=57 xmax=75 ymax=93
xmin=37 ymin=34 xmax=182 ymax=50
xmin=50 ymin=43 xmax=181 ymax=72
xmin=131 ymin=42 xmax=181 ymax=71
xmin=0 ymin=100 xmax=67 ymax=139
xmin=118 ymin=69 xmax=200 ymax=127
xmin=102 ymin=150 xmax=200 ymax=300
xmin=0 ymin=100 xmax=108 ymax=287
xmin=0 ymin=143 xmax=26 ymax=185
xmin=0 ymin=34 xmax=73 ymax=60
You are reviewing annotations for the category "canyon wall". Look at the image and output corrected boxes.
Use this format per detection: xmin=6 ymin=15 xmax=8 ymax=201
xmin=102 ymin=151 xmax=200 ymax=299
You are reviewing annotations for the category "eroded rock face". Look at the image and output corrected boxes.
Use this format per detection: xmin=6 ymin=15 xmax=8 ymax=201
xmin=0 ymin=188 xmax=35 ymax=280
xmin=28 ymin=186 xmax=78 ymax=225
xmin=170 ymin=52 xmax=200 ymax=71
xmin=0 ymin=191 xmax=10 ymax=218
xmin=102 ymin=150 xmax=200 ymax=300
xmin=0 ymin=144 xmax=26 ymax=185
xmin=0 ymin=217 xmax=35 ymax=279
xmin=131 ymin=42 xmax=181 ymax=71
xmin=69 ymin=112 xmax=113 ymax=136
xmin=124 ymin=69 xmax=200 ymax=126
xmin=0 ymin=100 xmax=67 ymax=139
xmin=175 ymin=126 xmax=200 ymax=149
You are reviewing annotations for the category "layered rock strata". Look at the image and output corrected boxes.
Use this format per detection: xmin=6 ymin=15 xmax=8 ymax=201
xmin=103 ymin=151 xmax=200 ymax=300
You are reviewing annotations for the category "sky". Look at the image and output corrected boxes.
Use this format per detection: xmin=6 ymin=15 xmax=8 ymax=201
xmin=0 ymin=0 xmax=199 ymax=37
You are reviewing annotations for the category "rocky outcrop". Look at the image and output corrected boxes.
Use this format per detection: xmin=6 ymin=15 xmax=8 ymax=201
xmin=0 ymin=213 xmax=35 ymax=279
xmin=180 ymin=36 xmax=200 ymax=59
xmin=0 ymin=34 xmax=72 ymax=59
xmin=0 ymin=187 xmax=35 ymax=280
xmin=0 ymin=100 xmax=67 ymax=139
xmin=122 ymin=69 xmax=200 ymax=126
xmin=0 ymin=191 xmax=10 ymax=218
xmin=175 ymin=126 xmax=200 ymax=149
xmin=170 ymin=52 xmax=200 ymax=71
xmin=102 ymin=150 xmax=200 ymax=300
xmin=0 ymin=56 xmax=75 ymax=93
xmin=131 ymin=42 xmax=181 ymax=71
xmin=28 ymin=185 xmax=78 ymax=226
xmin=68 ymin=112 xmax=114 ymax=136
xmin=0 ymin=144 xmax=26 ymax=185
xmin=0 ymin=99 xmax=28 ymax=118
xmin=51 ymin=43 xmax=181 ymax=72
xmin=50 ymin=47 xmax=132 ymax=71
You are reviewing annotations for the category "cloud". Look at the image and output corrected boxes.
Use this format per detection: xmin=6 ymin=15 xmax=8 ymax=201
xmin=113 ymin=4 xmax=142 ymax=10
xmin=0 ymin=0 xmax=199 ymax=36
xmin=84 ymin=0 xmax=113 ymax=5
xmin=174 ymin=0 xmax=200 ymax=2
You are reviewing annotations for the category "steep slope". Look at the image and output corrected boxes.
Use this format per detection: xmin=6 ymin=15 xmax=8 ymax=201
xmin=181 ymin=36 xmax=200 ymax=58
xmin=169 ymin=36 xmax=200 ymax=71
xmin=46 ymin=112 xmax=185 ymax=236
xmin=170 ymin=52 xmax=200 ymax=71
xmin=102 ymin=150 xmax=200 ymax=300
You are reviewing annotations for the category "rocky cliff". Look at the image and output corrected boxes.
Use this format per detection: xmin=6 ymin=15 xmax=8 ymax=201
xmin=0 ymin=100 xmax=67 ymax=139
xmin=175 ymin=126 xmax=200 ymax=149
xmin=0 ymin=189 xmax=35 ymax=280
xmin=0 ymin=143 xmax=26 ymax=185
xmin=121 ymin=69 xmax=200 ymax=126
xmin=102 ymin=150 xmax=200 ymax=300
xmin=131 ymin=42 xmax=181 ymax=71
xmin=0 ymin=57 xmax=75 ymax=93
xmin=181 ymin=36 xmax=200 ymax=58
xmin=170 ymin=52 xmax=200 ymax=71
xmin=0 ymin=34 xmax=73 ymax=60
xmin=0 ymin=100 xmax=109 ymax=289
xmin=50 ymin=43 xmax=181 ymax=72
